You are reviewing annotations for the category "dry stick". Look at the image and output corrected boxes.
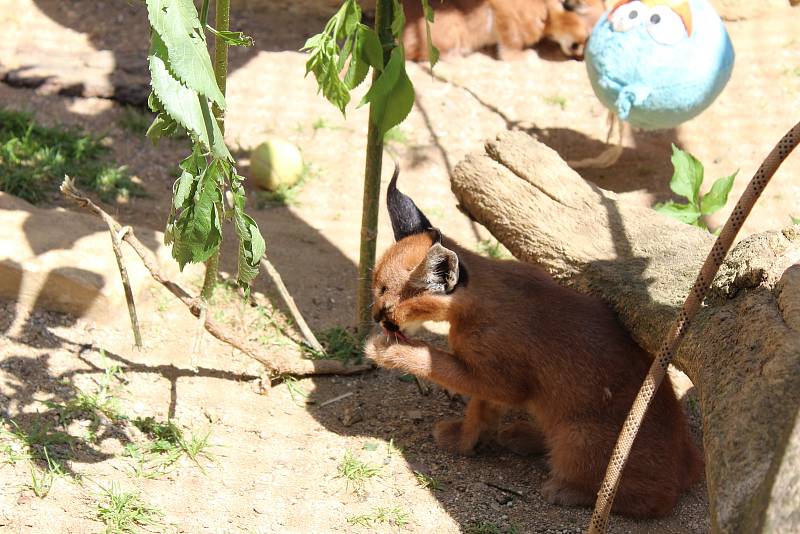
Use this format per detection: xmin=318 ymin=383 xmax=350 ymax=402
xmin=259 ymin=256 xmax=324 ymax=354
xmin=60 ymin=177 xmax=372 ymax=379
xmin=587 ymin=120 xmax=800 ymax=534
xmin=108 ymin=225 xmax=143 ymax=349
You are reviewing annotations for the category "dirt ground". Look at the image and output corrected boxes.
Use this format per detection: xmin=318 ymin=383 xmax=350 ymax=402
xmin=1 ymin=0 xmax=798 ymax=533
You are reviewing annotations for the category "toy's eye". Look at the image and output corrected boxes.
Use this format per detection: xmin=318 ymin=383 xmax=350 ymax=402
xmin=610 ymin=1 xmax=648 ymax=33
xmin=646 ymin=5 xmax=688 ymax=45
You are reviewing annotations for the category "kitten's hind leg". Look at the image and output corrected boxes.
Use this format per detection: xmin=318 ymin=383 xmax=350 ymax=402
xmin=541 ymin=476 xmax=595 ymax=508
xmin=434 ymin=398 xmax=505 ymax=456
xmin=497 ymin=420 xmax=547 ymax=456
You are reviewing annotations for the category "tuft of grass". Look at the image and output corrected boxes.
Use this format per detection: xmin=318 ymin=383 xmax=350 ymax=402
xmin=414 ymin=470 xmax=443 ymax=491
xmin=128 ymin=416 xmax=214 ymax=476
xmin=305 ymin=327 xmax=362 ymax=363
xmin=476 ymin=239 xmax=509 ymax=259
xmin=8 ymin=417 xmax=72 ymax=465
xmin=791 ymin=215 xmax=800 ymax=225
xmin=0 ymin=107 xmax=142 ymax=203
xmin=543 ymin=94 xmax=568 ymax=110
xmin=281 ymin=375 xmax=313 ymax=406
xmin=96 ymin=482 xmax=163 ymax=534
xmin=347 ymin=506 xmax=411 ymax=528
xmin=44 ymin=352 xmax=126 ymax=440
xmin=337 ymin=449 xmax=381 ymax=494
xmin=27 ymin=448 xmax=65 ymax=498
xmin=466 ymin=522 xmax=520 ymax=534
xmin=118 ymin=106 xmax=153 ymax=134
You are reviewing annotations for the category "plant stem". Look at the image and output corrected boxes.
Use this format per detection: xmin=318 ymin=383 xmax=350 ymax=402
xmin=193 ymin=0 xmax=231 ymax=366
xmin=355 ymin=0 xmax=395 ymax=339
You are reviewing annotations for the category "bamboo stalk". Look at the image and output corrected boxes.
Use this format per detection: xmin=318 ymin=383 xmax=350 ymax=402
xmin=355 ymin=0 xmax=395 ymax=338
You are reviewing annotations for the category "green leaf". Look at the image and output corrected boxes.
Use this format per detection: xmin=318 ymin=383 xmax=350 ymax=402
xmin=148 ymin=33 xmax=231 ymax=160
xmin=700 ymin=171 xmax=737 ymax=216
xmin=420 ymin=0 xmax=439 ymax=68
xmin=344 ymin=25 xmax=383 ymax=90
xmin=228 ymin=175 xmax=265 ymax=288
xmin=170 ymin=160 xmax=223 ymax=268
xmin=669 ymin=144 xmax=704 ymax=206
xmin=146 ymin=112 xmax=179 ymax=142
xmin=361 ymin=47 xmax=415 ymax=136
xmin=145 ymin=0 xmax=225 ymax=108
xmin=654 ymin=201 xmax=701 ymax=225
xmin=206 ymin=27 xmax=254 ymax=47
xmin=792 ymin=216 xmax=800 ymax=225
xmin=391 ymin=0 xmax=406 ymax=40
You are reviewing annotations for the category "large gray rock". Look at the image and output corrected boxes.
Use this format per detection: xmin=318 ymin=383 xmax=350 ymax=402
xmin=451 ymin=131 xmax=800 ymax=533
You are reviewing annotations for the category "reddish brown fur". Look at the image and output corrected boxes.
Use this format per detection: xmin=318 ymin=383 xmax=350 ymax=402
xmin=401 ymin=0 xmax=606 ymax=61
xmin=366 ymin=231 xmax=703 ymax=519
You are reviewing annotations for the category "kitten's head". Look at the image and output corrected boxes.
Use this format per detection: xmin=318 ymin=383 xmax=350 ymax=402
xmin=549 ymin=0 xmax=606 ymax=58
xmin=371 ymin=168 xmax=464 ymax=333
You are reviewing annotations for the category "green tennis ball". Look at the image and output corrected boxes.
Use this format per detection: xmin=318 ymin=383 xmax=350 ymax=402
xmin=250 ymin=139 xmax=304 ymax=191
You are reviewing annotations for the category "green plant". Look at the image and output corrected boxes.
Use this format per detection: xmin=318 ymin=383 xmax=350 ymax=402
xmin=654 ymin=145 xmax=737 ymax=232
xmin=304 ymin=0 xmax=438 ymax=336
xmin=0 ymin=107 xmax=140 ymax=203
xmin=143 ymin=0 xmax=265 ymax=317
xmin=305 ymin=326 xmax=362 ymax=363
xmin=476 ymin=239 xmax=509 ymax=259
xmin=8 ymin=417 xmax=72 ymax=465
xmin=127 ymin=416 xmax=214 ymax=476
xmin=27 ymin=448 xmax=65 ymax=498
xmin=96 ymin=482 xmax=163 ymax=533
xmin=414 ymin=470 xmax=443 ymax=491
xmin=337 ymin=449 xmax=381 ymax=493
xmin=347 ymin=506 xmax=411 ymax=528
xmin=281 ymin=375 xmax=312 ymax=406
xmin=544 ymin=94 xmax=568 ymax=110
xmin=791 ymin=215 xmax=800 ymax=225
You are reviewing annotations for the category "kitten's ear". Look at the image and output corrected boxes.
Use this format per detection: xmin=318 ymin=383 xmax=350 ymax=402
xmin=387 ymin=164 xmax=432 ymax=241
xmin=410 ymin=242 xmax=461 ymax=294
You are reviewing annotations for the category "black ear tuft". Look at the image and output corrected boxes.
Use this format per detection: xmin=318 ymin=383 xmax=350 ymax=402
xmin=387 ymin=164 xmax=432 ymax=241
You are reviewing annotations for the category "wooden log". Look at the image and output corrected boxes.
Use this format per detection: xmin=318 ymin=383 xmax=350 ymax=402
xmin=451 ymin=131 xmax=800 ymax=533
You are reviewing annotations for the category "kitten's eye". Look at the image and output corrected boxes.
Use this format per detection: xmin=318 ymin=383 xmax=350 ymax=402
xmin=646 ymin=6 xmax=688 ymax=45
xmin=610 ymin=1 xmax=648 ymax=33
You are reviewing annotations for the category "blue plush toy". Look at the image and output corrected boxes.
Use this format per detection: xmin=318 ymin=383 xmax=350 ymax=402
xmin=585 ymin=0 xmax=735 ymax=130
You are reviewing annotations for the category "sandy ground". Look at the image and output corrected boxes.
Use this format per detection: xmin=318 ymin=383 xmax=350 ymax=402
xmin=1 ymin=0 xmax=798 ymax=532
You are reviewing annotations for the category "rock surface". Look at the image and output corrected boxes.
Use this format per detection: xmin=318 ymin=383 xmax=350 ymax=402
xmin=451 ymin=131 xmax=800 ymax=533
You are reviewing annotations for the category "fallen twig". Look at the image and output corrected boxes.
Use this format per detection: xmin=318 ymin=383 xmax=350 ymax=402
xmin=318 ymin=391 xmax=354 ymax=407
xmin=107 ymin=224 xmax=142 ymax=348
xmin=260 ymin=256 xmax=324 ymax=354
xmin=482 ymin=481 xmax=524 ymax=497
xmin=60 ymin=176 xmax=373 ymax=379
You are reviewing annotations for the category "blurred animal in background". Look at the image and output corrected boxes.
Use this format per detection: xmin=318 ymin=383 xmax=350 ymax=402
xmin=402 ymin=0 xmax=606 ymax=61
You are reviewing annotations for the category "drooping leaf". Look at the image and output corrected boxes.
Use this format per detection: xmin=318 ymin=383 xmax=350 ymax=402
xmin=148 ymin=33 xmax=231 ymax=160
xmin=700 ymin=171 xmax=737 ymax=216
xmin=669 ymin=144 xmax=703 ymax=206
xmin=420 ymin=0 xmax=439 ymax=67
xmin=227 ymin=173 xmax=265 ymax=288
xmin=206 ymin=28 xmax=254 ymax=47
xmin=145 ymin=0 xmax=225 ymax=107
xmin=391 ymin=0 xmax=406 ymax=40
xmin=170 ymin=160 xmax=223 ymax=268
xmin=360 ymin=47 xmax=415 ymax=136
xmin=654 ymin=200 xmax=702 ymax=225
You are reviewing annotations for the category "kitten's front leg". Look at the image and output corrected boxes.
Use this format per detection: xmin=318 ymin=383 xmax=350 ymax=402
xmin=364 ymin=335 xmax=485 ymax=398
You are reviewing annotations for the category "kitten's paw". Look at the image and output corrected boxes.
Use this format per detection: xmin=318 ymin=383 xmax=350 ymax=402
xmin=433 ymin=419 xmax=478 ymax=456
xmin=364 ymin=334 xmax=402 ymax=369
xmin=497 ymin=420 xmax=547 ymax=456
xmin=541 ymin=477 xmax=594 ymax=508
